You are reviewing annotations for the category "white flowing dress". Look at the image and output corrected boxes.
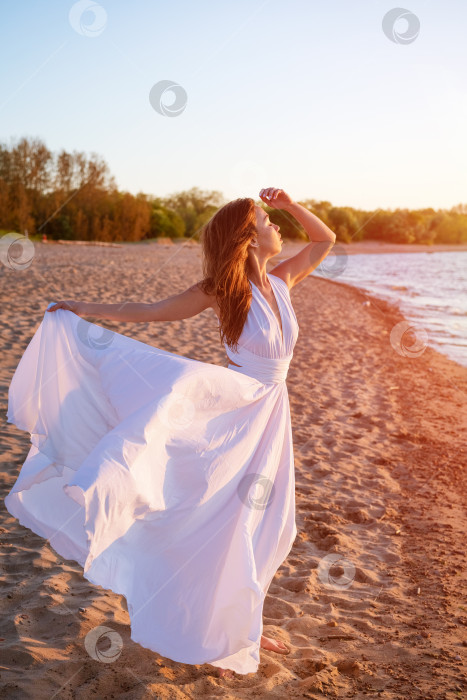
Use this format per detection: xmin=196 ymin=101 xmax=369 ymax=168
xmin=5 ymin=272 xmax=299 ymax=674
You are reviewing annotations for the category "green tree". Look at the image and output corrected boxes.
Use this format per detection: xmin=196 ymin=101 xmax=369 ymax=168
xmin=162 ymin=186 xmax=225 ymax=239
xmin=148 ymin=198 xmax=185 ymax=238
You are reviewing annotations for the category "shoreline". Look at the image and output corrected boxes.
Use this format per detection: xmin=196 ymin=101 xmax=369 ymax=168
xmin=287 ymin=271 xmax=467 ymax=695
xmin=320 ymin=275 xmax=466 ymax=372
xmin=280 ymin=240 xmax=467 ymax=372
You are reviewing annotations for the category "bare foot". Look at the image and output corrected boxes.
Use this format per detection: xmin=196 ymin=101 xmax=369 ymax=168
xmin=260 ymin=635 xmax=291 ymax=654
xmin=216 ymin=635 xmax=290 ymax=678
xmin=218 ymin=667 xmax=235 ymax=679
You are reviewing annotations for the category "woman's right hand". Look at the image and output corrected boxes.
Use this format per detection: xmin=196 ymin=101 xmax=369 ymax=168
xmin=47 ymin=300 xmax=83 ymax=316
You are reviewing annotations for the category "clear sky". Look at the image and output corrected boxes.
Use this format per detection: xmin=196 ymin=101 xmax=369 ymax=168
xmin=1 ymin=0 xmax=466 ymax=210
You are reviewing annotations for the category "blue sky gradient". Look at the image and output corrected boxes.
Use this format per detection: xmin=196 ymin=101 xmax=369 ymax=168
xmin=1 ymin=0 xmax=466 ymax=210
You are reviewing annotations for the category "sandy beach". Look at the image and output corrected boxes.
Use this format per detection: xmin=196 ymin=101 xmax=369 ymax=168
xmin=1 ymin=240 xmax=466 ymax=699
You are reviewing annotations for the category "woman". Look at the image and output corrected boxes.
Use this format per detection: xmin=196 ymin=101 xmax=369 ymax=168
xmin=5 ymin=187 xmax=336 ymax=680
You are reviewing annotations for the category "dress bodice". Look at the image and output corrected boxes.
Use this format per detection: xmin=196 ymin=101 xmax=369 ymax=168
xmin=219 ymin=273 xmax=299 ymax=384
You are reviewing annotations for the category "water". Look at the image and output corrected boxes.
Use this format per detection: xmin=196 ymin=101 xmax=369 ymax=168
xmin=315 ymin=250 xmax=467 ymax=369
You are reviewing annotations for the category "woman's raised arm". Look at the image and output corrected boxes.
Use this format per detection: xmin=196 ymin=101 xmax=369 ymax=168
xmin=46 ymin=282 xmax=214 ymax=322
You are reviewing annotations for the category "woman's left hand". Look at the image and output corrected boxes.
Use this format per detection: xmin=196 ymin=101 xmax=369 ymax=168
xmin=259 ymin=188 xmax=294 ymax=210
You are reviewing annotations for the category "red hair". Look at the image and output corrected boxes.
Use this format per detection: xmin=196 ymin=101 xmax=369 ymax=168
xmin=198 ymin=197 xmax=257 ymax=352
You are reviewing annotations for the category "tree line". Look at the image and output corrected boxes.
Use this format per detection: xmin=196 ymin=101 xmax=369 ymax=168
xmin=1 ymin=137 xmax=466 ymax=244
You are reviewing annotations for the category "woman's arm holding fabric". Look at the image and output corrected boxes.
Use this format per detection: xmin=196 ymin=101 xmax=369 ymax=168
xmin=46 ymin=282 xmax=213 ymax=322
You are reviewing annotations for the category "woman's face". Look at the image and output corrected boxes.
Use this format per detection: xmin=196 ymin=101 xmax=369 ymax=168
xmin=253 ymin=205 xmax=282 ymax=255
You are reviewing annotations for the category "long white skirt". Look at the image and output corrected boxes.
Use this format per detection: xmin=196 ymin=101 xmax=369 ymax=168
xmin=5 ymin=308 xmax=297 ymax=674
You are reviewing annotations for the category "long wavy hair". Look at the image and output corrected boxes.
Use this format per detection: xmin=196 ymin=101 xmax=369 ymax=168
xmin=198 ymin=197 xmax=258 ymax=352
